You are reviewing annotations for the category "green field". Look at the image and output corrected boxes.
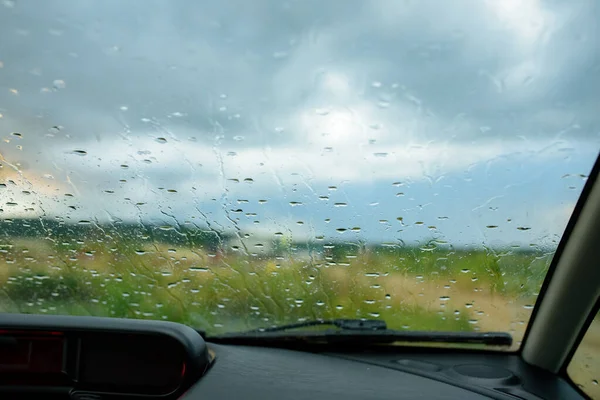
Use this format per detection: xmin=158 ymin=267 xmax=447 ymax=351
xmin=0 ymin=219 xmax=550 ymax=345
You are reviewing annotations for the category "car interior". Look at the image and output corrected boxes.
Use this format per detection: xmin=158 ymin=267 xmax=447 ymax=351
xmin=1 ymin=1 xmax=599 ymax=399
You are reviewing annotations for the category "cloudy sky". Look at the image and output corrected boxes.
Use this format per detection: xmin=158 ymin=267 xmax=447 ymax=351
xmin=0 ymin=0 xmax=598 ymax=247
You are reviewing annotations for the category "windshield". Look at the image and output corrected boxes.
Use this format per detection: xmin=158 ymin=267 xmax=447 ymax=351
xmin=0 ymin=0 xmax=599 ymax=350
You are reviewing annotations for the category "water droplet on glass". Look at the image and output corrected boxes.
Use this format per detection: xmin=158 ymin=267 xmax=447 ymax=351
xmin=156 ymin=137 xmax=167 ymax=144
xmin=189 ymin=266 xmax=209 ymax=272
xmin=53 ymin=79 xmax=66 ymax=89
xmin=71 ymin=150 xmax=87 ymax=156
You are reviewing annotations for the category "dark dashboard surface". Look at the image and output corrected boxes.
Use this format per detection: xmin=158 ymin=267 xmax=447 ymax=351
xmin=186 ymin=344 xmax=486 ymax=400
xmin=183 ymin=344 xmax=582 ymax=400
xmin=0 ymin=315 xmax=584 ymax=400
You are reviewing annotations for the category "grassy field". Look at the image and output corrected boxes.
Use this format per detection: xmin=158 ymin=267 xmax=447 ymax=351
xmin=0 ymin=230 xmax=550 ymax=344
xmin=567 ymin=314 xmax=600 ymax=398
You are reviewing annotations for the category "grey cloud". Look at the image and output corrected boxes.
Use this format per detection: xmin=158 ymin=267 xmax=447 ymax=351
xmin=0 ymin=0 xmax=598 ymax=241
xmin=1 ymin=0 xmax=598 ymax=148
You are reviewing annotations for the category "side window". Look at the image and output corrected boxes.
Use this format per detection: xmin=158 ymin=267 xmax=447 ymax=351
xmin=567 ymin=311 xmax=600 ymax=398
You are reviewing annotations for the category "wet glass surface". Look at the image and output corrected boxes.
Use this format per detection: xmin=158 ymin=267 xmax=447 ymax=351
xmin=0 ymin=0 xmax=599 ymax=352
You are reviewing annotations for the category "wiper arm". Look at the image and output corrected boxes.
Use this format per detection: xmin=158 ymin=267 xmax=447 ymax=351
xmin=205 ymin=319 xmax=513 ymax=347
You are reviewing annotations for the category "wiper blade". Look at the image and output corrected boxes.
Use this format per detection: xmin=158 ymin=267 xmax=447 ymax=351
xmin=239 ymin=318 xmax=388 ymax=333
xmin=205 ymin=319 xmax=513 ymax=347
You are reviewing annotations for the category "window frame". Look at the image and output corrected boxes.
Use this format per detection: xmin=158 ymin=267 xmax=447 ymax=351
xmin=520 ymin=153 xmax=600 ymax=378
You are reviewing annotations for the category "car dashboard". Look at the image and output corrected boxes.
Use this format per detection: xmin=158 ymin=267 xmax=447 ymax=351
xmin=0 ymin=314 xmax=582 ymax=400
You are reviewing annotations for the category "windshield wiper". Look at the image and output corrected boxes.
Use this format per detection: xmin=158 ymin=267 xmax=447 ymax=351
xmin=236 ymin=318 xmax=388 ymax=333
xmin=204 ymin=319 xmax=513 ymax=347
